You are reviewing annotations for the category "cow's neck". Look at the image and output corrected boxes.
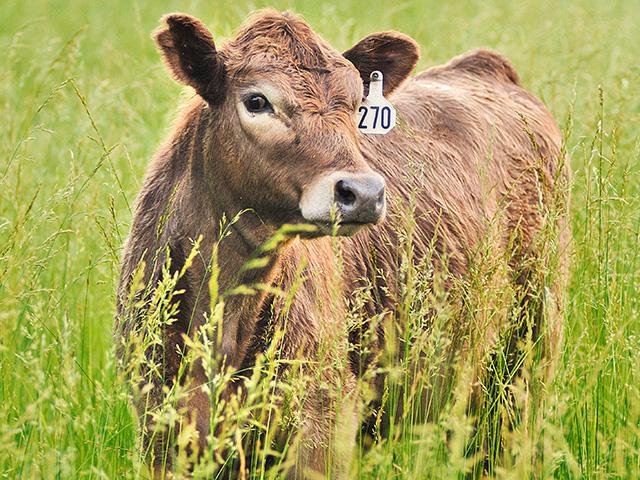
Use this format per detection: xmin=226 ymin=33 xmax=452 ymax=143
xmin=173 ymin=106 xmax=289 ymax=369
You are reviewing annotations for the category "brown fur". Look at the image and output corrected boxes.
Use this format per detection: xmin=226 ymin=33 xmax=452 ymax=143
xmin=115 ymin=9 xmax=569 ymax=479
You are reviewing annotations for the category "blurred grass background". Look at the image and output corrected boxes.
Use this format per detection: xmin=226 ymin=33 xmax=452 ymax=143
xmin=1 ymin=0 xmax=639 ymax=478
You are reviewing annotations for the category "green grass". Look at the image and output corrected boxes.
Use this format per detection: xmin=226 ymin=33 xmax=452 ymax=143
xmin=1 ymin=0 xmax=639 ymax=478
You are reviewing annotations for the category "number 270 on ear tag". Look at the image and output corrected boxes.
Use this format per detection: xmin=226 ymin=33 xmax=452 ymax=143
xmin=357 ymin=71 xmax=396 ymax=135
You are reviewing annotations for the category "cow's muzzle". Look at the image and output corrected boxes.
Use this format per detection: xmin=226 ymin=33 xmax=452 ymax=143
xmin=299 ymin=171 xmax=386 ymax=233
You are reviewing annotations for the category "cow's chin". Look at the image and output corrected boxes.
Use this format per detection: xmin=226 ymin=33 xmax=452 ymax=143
xmin=304 ymin=221 xmax=367 ymax=238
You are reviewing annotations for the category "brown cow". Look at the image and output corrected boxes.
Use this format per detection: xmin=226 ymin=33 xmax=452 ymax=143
xmin=115 ymin=9 xmax=569 ymax=479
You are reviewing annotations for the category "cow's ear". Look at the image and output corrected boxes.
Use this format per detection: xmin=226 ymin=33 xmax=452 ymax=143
xmin=153 ymin=13 xmax=226 ymax=105
xmin=344 ymin=32 xmax=419 ymax=97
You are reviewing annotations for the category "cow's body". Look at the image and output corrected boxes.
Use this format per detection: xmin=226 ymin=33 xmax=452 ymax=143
xmin=116 ymin=10 xmax=568 ymax=479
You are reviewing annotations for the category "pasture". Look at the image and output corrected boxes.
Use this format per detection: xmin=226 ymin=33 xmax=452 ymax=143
xmin=1 ymin=0 xmax=639 ymax=478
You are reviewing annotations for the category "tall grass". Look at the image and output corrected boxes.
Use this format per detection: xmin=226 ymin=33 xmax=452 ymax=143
xmin=1 ymin=0 xmax=639 ymax=478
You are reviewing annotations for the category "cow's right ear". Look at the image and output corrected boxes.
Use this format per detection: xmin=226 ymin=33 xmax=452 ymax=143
xmin=153 ymin=13 xmax=226 ymax=105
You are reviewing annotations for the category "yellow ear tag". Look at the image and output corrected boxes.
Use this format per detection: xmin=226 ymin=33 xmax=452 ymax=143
xmin=357 ymin=71 xmax=396 ymax=135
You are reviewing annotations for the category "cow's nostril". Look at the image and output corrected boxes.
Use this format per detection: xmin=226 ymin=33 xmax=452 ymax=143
xmin=335 ymin=180 xmax=357 ymax=207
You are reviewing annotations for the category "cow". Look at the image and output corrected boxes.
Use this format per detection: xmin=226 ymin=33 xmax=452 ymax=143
xmin=115 ymin=9 xmax=569 ymax=479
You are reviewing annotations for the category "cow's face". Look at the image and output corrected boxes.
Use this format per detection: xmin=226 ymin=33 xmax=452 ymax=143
xmin=154 ymin=10 xmax=418 ymax=236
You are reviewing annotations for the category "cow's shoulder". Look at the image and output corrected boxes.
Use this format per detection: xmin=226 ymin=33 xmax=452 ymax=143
xmin=416 ymin=48 xmax=521 ymax=86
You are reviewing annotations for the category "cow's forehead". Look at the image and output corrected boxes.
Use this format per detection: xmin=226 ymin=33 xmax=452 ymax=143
xmin=222 ymin=10 xmax=361 ymax=105
xmin=224 ymin=10 xmax=342 ymax=68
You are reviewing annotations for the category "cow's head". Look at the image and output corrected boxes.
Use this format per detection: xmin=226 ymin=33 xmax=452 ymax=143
xmin=154 ymin=10 xmax=419 ymax=236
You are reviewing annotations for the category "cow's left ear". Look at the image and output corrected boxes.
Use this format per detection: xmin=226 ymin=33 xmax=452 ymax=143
xmin=153 ymin=13 xmax=226 ymax=105
xmin=344 ymin=32 xmax=419 ymax=97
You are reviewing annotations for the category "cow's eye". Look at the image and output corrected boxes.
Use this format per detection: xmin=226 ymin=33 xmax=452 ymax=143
xmin=244 ymin=94 xmax=272 ymax=113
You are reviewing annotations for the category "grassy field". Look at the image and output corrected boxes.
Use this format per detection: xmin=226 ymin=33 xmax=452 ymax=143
xmin=1 ymin=0 xmax=639 ymax=478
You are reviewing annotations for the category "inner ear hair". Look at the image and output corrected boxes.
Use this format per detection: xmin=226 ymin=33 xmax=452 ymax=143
xmin=153 ymin=13 xmax=226 ymax=104
xmin=344 ymin=32 xmax=420 ymax=97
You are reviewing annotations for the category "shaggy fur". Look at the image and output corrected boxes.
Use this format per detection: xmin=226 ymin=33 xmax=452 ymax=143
xmin=115 ymin=9 xmax=569 ymax=479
